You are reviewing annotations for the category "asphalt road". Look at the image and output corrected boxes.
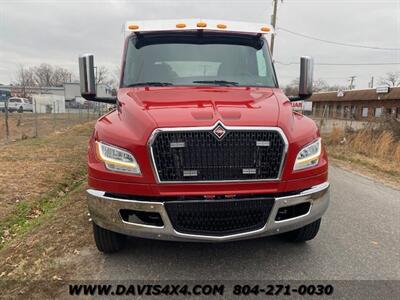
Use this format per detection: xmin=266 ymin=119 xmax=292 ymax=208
xmin=90 ymin=166 xmax=399 ymax=296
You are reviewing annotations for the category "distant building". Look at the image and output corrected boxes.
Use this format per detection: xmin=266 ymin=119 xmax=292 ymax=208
xmin=7 ymin=85 xmax=65 ymax=97
xmin=0 ymin=83 xmax=114 ymax=112
xmin=64 ymin=82 xmax=113 ymax=101
xmin=1 ymin=83 xmax=113 ymax=99
xmin=309 ymin=87 xmax=400 ymax=120
xmin=32 ymin=94 xmax=65 ymax=113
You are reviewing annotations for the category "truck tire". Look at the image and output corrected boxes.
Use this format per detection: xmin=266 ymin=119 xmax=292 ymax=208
xmin=93 ymin=222 xmax=126 ymax=253
xmin=284 ymin=218 xmax=321 ymax=242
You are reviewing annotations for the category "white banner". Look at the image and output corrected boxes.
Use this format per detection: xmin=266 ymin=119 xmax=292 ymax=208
xmin=291 ymin=101 xmax=312 ymax=112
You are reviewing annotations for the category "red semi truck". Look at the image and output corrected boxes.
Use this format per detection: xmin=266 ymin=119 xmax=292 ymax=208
xmin=79 ymin=20 xmax=329 ymax=253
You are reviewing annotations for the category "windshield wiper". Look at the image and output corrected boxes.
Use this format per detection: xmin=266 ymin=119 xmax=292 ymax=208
xmin=192 ymin=80 xmax=239 ymax=86
xmin=126 ymin=82 xmax=173 ymax=87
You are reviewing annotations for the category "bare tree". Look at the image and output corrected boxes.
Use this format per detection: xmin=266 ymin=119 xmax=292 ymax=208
xmin=112 ymin=66 xmax=121 ymax=88
xmin=34 ymin=63 xmax=53 ymax=88
xmin=95 ymin=66 xmax=110 ymax=85
xmin=325 ymin=84 xmax=347 ymax=92
xmin=283 ymin=77 xmax=327 ymax=96
xmin=14 ymin=65 xmax=35 ymax=97
xmin=95 ymin=65 xmax=120 ymax=91
xmin=313 ymin=78 xmax=329 ymax=92
xmin=313 ymin=79 xmax=346 ymax=92
xmin=283 ymin=78 xmax=299 ymax=96
xmin=14 ymin=63 xmax=73 ymax=94
xmin=52 ymin=67 xmax=73 ymax=86
xmin=284 ymin=78 xmax=347 ymax=96
xmin=379 ymin=72 xmax=400 ymax=87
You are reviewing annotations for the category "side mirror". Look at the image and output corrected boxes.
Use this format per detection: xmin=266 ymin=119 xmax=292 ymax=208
xmin=79 ymin=54 xmax=96 ymax=100
xmin=298 ymin=56 xmax=314 ymax=98
xmin=78 ymin=54 xmax=117 ymax=104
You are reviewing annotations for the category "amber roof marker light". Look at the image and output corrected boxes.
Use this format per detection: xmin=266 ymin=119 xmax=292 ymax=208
xmin=124 ymin=20 xmax=275 ymax=34
xmin=128 ymin=24 xmax=139 ymax=30
xmin=196 ymin=22 xmax=207 ymax=28
xmin=260 ymin=26 xmax=270 ymax=32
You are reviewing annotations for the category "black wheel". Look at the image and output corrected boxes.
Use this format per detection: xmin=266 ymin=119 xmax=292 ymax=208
xmin=93 ymin=222 xmax=126 ymax=253
xmin=284 ymin=218 xmax=321 ymax=242
xmin=18 ymin=106 xmax=23 ymax=113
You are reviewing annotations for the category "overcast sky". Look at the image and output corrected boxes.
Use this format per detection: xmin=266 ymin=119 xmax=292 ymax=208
xmin=0 ymin=0 xmax=399 ymax=88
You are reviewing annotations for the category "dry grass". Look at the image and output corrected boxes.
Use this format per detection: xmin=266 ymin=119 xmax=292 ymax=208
xmin=0 ymin=122 xmax=99 ymax=298
xmin=324 ymin=124 xmax=400 ymax=186
xmin=351 ymin=129 xmax=370 ymax=154
xmin=0 ymin=183 xmax=99 ymax=299
xmin=374 ymin=131 xmax=394 ymax=158
xmin=395 ymin=144 xmax=400 ymax=163
xmin=349 ymin=129 xmax=398 ymax=161
xmin=0 ymin=122 xmax=94 ymax=243
xmin=327 ymin=127 xmax=343 ymax=144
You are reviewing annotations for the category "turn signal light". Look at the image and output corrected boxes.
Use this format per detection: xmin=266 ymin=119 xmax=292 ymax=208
xmin=260 ymin=26 xmax=270 ymax=32
xmin=197 ymin=22 xmax=207 ymax=28
xmin=176 ymin=23 xmax=186 ymax=28
xmin=217 ymin=24 xmax=227 ymax=29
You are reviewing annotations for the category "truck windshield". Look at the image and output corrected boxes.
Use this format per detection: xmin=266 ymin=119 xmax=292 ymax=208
xmin=122 ymin=32 xmax=277 ymax=88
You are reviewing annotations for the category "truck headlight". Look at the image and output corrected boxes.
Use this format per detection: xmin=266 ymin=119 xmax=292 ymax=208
xmin=96 ymin=141 xmax=141 ymax=175
xmin=293 ymin=138 xmax=321 ymax=171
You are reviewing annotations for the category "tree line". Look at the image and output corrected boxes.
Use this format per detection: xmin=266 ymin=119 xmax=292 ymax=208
xmin=284 ymin=72 xmax=400 ymax=96
xmin=13 ymin=63 xmax=118 ymax=92
xmin=284 ymin=78 xmax=348 ymax=96
xmin=15 ymin=64 xmax=73 ymax=88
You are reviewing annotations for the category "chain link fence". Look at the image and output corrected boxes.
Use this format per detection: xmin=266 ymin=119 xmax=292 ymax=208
xmin=0 ymin=101 xmax=111 ymax=145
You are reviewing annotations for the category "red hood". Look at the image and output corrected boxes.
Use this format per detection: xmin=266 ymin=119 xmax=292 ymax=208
xmin=120 ymin=86 xmax=280 ymax=127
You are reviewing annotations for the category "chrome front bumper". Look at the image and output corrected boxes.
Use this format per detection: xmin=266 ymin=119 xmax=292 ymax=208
xmin=87 ymin=182 xmax=330 ymax=242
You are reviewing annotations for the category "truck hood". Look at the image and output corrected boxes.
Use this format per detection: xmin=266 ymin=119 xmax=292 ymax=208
xmin=121 ymin=86 xmax=280 ymax=127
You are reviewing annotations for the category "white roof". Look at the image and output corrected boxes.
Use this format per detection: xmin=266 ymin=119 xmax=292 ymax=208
xmin=125 ymin=19 xmax=274 ymax=35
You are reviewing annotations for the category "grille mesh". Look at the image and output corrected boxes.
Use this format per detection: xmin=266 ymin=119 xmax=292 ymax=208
xmin=151 ymin=128 xmax=285 ymax=182
xmin=165 ymin=199 xmax=274 ymax=236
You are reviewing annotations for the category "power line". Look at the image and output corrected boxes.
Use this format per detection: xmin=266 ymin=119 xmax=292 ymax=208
xmin=277 ymin=27 xmax=400 ymax=51
xmin=275 ymin=61 xmax=400 ymax=66
xmin=317 ymin=62 xmax=400 ymax=66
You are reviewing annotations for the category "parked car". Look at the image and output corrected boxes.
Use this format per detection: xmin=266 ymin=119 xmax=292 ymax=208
xmin=7 ymin=97 xmax=33 ymax=113
xmin=79 ymin=19 xmax=329 ymax=253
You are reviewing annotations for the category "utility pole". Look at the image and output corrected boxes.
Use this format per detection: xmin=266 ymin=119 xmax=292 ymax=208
xmin=370 ymin=76 xmax=374 ymax=88
xmin=348 ymin=76 xmax=356 ymax=90
xmin=270 ymin=0 xmax=280 ymax=56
